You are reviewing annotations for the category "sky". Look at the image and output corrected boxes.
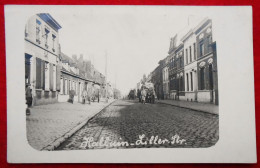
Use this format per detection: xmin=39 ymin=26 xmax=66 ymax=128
xmin=50 ymin=6 xmax=205 ymax=95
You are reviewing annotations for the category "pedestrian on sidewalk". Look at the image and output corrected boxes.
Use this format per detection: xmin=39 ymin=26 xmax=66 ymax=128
xmin=25 ymin=84 xmax=32 ymax=115
xmin=69 ymin=90 xmax=75 ymax=104
xmin=137 ymin=89 xmax=141 ymax=102
xmin=141 ymin=87 xmax=147 ymax=104
xmin=82 ymin=89 xmax=87 ymax=104
xmin=87 ymin=85 xmax=94 ymax=105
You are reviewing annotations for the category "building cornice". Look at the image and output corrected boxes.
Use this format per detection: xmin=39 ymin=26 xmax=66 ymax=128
xmin=25 ymin=38 xmax=59 ymax=57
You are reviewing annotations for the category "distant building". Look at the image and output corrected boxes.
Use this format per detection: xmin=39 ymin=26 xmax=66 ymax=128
xmin=59 ymin=52 xmax=89 ymax=103
xmin=25 ymin=13 xmax=62 ymax=105
xmin=60 ymin=53 xmax=107 ymax=102
xmin=162 ymin=56 xmax=170 ymax=99
xmin=151 ymin=63 xmax=163 ymax=100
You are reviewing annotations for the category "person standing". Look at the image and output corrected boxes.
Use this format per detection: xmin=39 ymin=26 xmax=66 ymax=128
xmin=141 ymin=88 xmax=147 ymax=104
xmin=25 ymin=84 xmax=32 ymax=115
xmin=82 ymin=89 xmax=87 ymax=104
xmin=137 ymin=89 xmax=141 ymax=102
xmin=87 ymin=84 xmax=93 ymax=105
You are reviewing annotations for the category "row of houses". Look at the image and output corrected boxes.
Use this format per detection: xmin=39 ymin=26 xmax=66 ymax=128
xmin=141 ymin=18 xmax=219 ymax=105
xmin=25 ymin=13 xmax=109 ymax=106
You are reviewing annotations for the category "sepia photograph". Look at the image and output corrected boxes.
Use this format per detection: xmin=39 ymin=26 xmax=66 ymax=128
xmin=5 ymin=5 xmax=256 ymax=163
xmin=24 ymin=9 xmax=219 ymax=151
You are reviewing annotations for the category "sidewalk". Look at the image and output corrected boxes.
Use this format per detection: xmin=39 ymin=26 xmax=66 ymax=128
xmin=26 ymin=98 xmax=115 ymax=151
xmin=157 ymin=99 xmax=218 ymax=115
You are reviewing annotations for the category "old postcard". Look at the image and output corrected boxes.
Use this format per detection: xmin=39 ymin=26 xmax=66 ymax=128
xmin=5 ymin=5 xmax=256 ymax=163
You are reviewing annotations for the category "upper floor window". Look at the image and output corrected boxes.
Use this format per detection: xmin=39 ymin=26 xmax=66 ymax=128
xmin=52 ymin=34 xmax=56 ymax=52
xmin=44 ymin=28 xmax=50 ymax=48
xmin=189 ymin=46 xmax=192 ymax=62
xmin=193 ymin=43 xmax=196 ymax=60
xmin=179 ymin=56 xmax=183 ymax=68
xmin=36 ymin=19 xmax=41 ymax=44
xmin=185 ymin=49 xmax=188 ymax=64
xmin=199 ymin=41 xmax=204 ymax=57
xmin=207 ymin=35 xmax=212 ymax=52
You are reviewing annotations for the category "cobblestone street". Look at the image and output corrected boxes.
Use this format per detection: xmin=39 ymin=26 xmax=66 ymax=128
xmin=57 ymin=100 xmax=219 ymax=150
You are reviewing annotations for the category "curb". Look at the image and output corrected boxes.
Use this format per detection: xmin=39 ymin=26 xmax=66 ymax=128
xmin=157 ymin=101 xmax=218 ymax=115
xmin=41 ymin=100 xmax=116 ymax=151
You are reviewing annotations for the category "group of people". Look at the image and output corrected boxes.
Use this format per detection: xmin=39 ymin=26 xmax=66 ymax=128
xmin=68 ymin=84 xmax=100 ymax=105
xmin=81 ymin=86 xmax=100 ymax=105
xmin=137 ymin=87 xmax=155 ymax=104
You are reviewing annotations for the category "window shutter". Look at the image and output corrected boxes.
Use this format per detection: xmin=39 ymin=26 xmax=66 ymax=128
xmin=49 ymin=63 xmax=53 ymax=90
xmin=36 ymin=58 xmax=41 ymax=89
xmin=63 ymin=78 xmax=65 ymax=94
xmin=41 ymin=60 xmax=45 ymax=90
xmin=56 ymin=64 xmax=61 ymax=91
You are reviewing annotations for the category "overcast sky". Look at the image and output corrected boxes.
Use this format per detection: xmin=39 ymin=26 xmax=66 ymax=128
xmin=50 ymin=6 xmax=204 ymax=95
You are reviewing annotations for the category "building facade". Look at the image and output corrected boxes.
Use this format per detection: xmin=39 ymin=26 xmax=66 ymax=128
xmin=194 ymin=19 xmax=218 ymax=104
xmin=59 ymin=53 xmax=107 ymax=103
xmin=166 ymin=18 xmax=218 ymax=104
xmin=162 ymin=56 xmax=170 ymax=99
xmin=25 ymin=13 xmax=62 ymax=106
xmin=59 ymin=52 xmax=88 ymax=103
xmin=181 ymin=29 xmax=198 ymax=102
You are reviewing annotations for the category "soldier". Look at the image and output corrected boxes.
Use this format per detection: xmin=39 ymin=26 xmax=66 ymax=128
xmin=87 ymin=84 xmax=94 ymax=105
xmin=82 ymin=89 xmax=87 ymax=104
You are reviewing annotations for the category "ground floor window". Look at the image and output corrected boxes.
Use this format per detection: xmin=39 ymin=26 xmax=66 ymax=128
xmin=65 ymin=79 xmax=68 ymax=94
xmin=186 ymin=73 xmax=189 ymax=91
xmin=36 ymin=57 xmax=45 ymax=89
xmin=190 ymin=72 xmax=193 ymax=91
xmin=209 ymin=64 xmax=213 ymax=90
xmin=200 ymin=67 xmax=205 ymax=90
xmin=60 ymin=77 xmax=63 ymax=94
xmin=180 ymin=76 xmax=183 ymax=91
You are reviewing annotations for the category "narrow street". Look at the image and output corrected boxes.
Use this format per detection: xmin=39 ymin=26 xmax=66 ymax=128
xmin=56 ymin=99 xmax=219 ymax=150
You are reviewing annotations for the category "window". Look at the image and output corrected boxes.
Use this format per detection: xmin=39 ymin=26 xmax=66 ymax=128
xmin=36 ymin=19 xmax=41 ymax=44
xmin=189 ymin=46 xmax=192 ymax=62
xmin=36 ymin=58 xmax=45 ymax=89
xmin=53 ymin=65 xmax=56 ymax=91
xmin=186 ymin=73 xmax=189 ymax=91
xmin=199 ymin=41 xmax=204 ymax=57
xmin=207 ymin=35 xmax=212 ymax=53
xmin=193 ymin=43 xmax=196 ymax=60
xmin=52 ymin=34 xmax=56 ymax=52
xmin=44 ymin=28 xmax=50 ymax=48
xmin=64 ymin=79 xmax=68 ymax=94
xmin=179 ymin=57 xmax=182 ymax=68
xmin=180 ymin=76 xmax=183 ymax=91
xmin=45 ymin=62 xmax=50 ymax=90
xmin=200 ymin=67 xmax=205 ymax=90
xmin=190 ymin=72 xmax=193 ymax=91
xmin=49 ymin=63 xmax=53 ymax=91
xmin=60 ymin=77 xmax=63 ymax=94
xmin=186 ymin=49 xmax=188 ymax=64
xmin=209 ymin=64 xmax=213 ymax=90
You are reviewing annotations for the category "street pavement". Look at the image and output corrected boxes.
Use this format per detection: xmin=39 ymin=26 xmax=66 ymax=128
xmin=57 ymin=99 xmax=219 ymax=150
xmin=26 ymin=98 xmax=114 ymax=150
